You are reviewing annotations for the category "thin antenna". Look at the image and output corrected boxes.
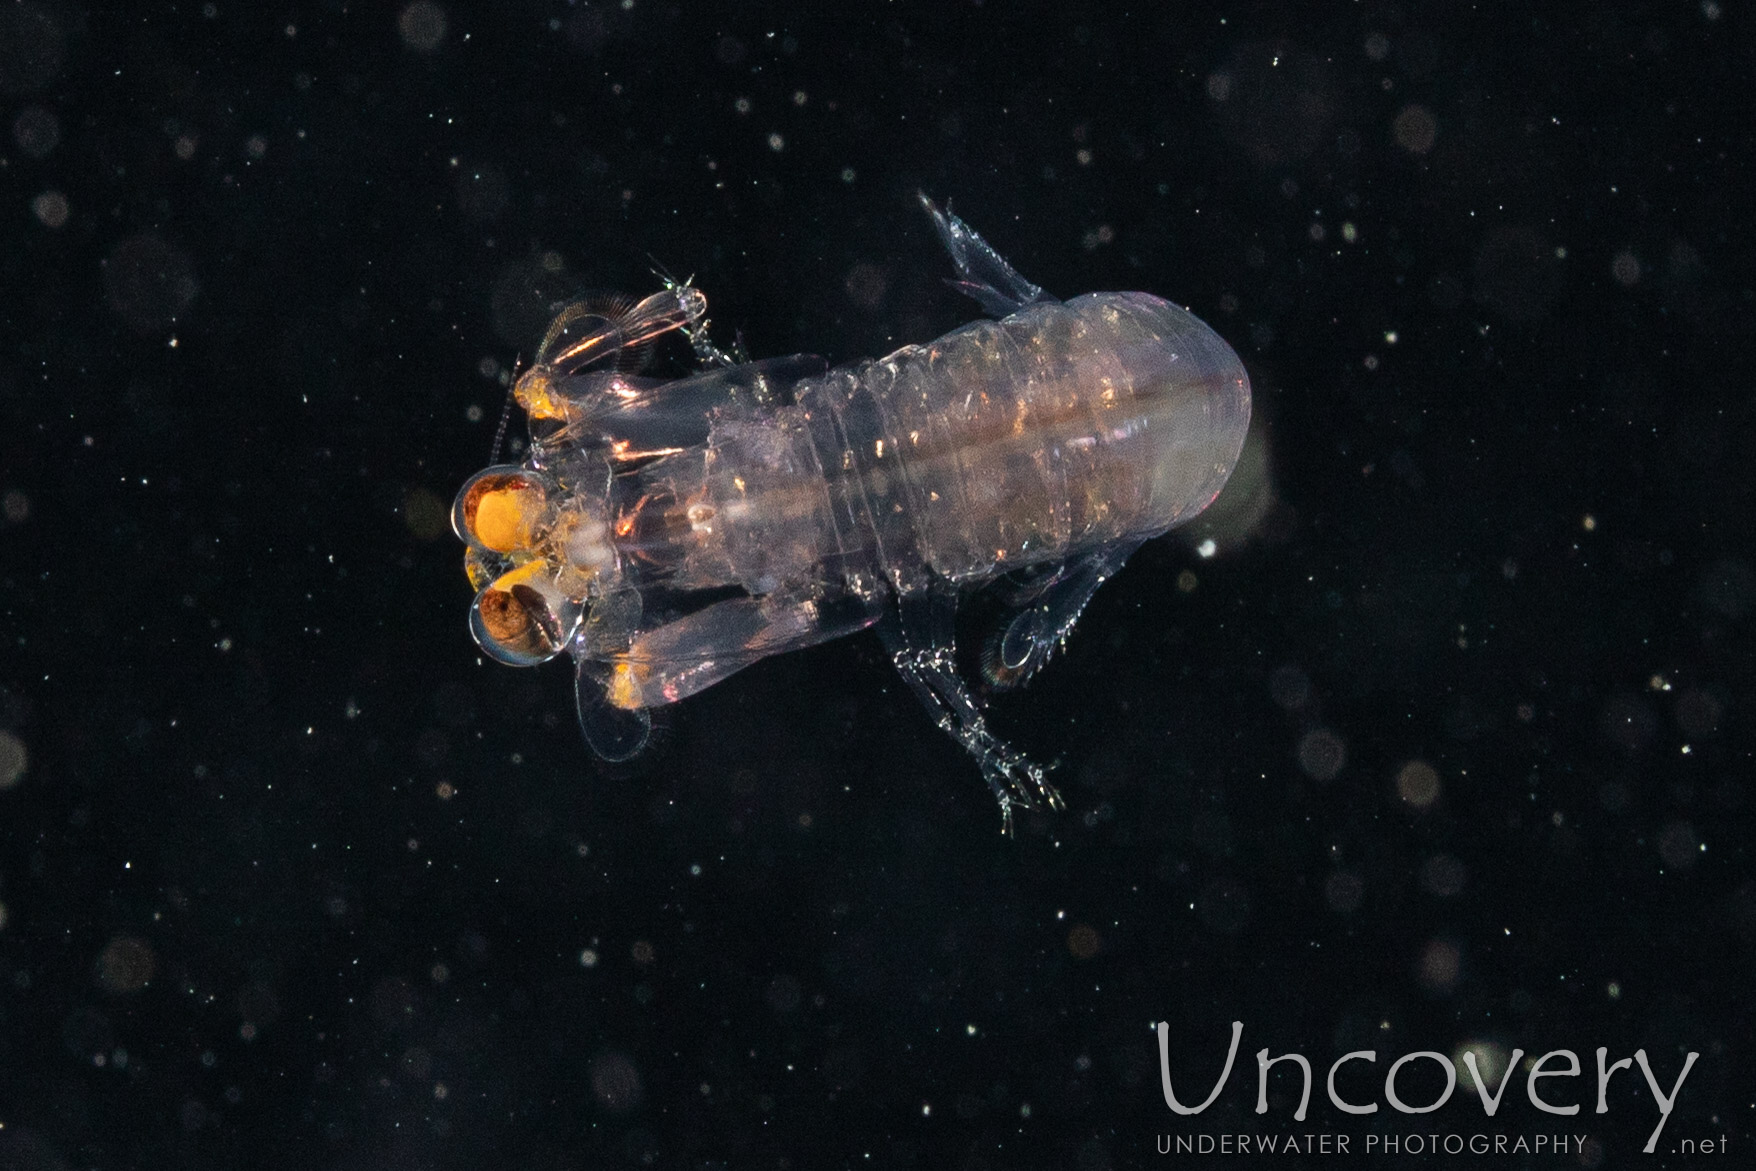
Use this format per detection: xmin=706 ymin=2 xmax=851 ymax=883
xmin=488 ymin=363 xmax=518 ymax=464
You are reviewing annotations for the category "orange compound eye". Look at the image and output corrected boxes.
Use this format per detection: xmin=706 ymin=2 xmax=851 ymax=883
xmin=452 ymin=466 xmax=550 ymax=554
xmin=468 ymin=561 xmax=583 ymax=667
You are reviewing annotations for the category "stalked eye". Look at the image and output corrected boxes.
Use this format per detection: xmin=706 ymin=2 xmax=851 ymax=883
xmin=453 ymin=465 xmax=550 ymax=554
xmin=468 ymin=562 xmax=583 ymax=666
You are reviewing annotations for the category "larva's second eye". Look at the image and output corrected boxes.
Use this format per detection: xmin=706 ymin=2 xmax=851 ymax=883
xmin=468 ymin=561 xmax=581 ymax=667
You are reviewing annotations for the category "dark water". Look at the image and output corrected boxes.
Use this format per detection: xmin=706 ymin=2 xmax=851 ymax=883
xmin=1 ymin=3 xmax=1749 ymax=1168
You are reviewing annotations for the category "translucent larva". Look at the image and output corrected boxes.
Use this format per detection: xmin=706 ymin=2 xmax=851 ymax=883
xmin=455 ymin=195 xmax=1251 ymax=830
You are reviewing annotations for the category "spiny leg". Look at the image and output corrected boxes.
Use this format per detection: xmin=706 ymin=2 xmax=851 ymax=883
xmin=650 ymin=264 xmax=748 ymax=368
xmin=879 ymin=583 xmax=1061 ymax=834
xmin=916 ymin=192 xmax=1059 ymax=318
xmin=984 ymin=541 xmax=1140 ymax=689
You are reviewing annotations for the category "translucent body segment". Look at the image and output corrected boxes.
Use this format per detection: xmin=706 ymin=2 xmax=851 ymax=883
xmin=516 ymin=288 xmax=708 ymax=422
xmin=560 ymin=355 xmax=827 ymax=461
xmin=574 ymin=659 xmax=651 ymax=761
xmin=829 ymin=291 xmax=1251 ymax=584
xmin=611 ymin=591 xmax=883 ymax=709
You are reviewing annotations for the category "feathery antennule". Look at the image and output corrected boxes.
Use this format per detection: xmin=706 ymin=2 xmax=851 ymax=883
xmin=488 ymin=374 xmax=517 ymax=464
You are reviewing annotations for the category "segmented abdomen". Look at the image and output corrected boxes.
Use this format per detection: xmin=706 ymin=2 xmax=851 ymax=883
xmin=801 ymin=292 xmax=1251 ymax=585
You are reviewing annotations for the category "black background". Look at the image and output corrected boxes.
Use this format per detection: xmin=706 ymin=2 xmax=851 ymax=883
xmin=1 ymin=2 xmax=1750 ymax=1167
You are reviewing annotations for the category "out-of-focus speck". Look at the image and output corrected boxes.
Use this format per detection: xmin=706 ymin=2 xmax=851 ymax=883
xmin=103 ymin=234 xmax=199 ymax=333
xmin=2 ymin=489 xmax=28 ymax=524
xmin=714 ymin=34 xmax=746 ymax=66
xmin=1598 ymin=780 xmax=1630 ymax=812
xmin=0 ymin=3 xmax=67 ymax=94
xmin=1600 ymin=694 xmax=1657 ymax=754
xmin=31 ymin=189 xmax=67 ymax=228
xmin=244 ymin=134 xmax=267 ymax=159
xmin=1341 ymin=221 xmax=1358 ymax=243
xmin=1581 ymin=513 xmax=1597 ymax=531
xmin=1702 ymin=0 xmax=1722 ymax=20
xmin=1268 ymin=664 xmax=1311 ymax=712
xmin=765 ymin=974 xmax=801 ymax=1013
xmin=402 ymin=486 xmax=447 ymax=541
xmin=1420 ymin=853 xmax=1467 ymax=897
xmin=1455 ymin=1040 xmax=1509 ymax=1093
xmin=1698 ymin=559 xmax=1755 ymax=618
xmin=630 ymin=939 xmax=655 ymax=965
xmin=1611 ymin=250 xmax=1641 ymax=286
xmin=1416 ymin=938 xmax=1461 ymax=994
xmin=840 ymin=166 xmax=856 ymax=183
xmin=456 ymin=164 xmax=509 ymax=220
xmin=1675 ymin=688 xmax=1722 ymax=737
xmin=1176 ymin=569 xmax=1198 ymax=593
xmin=1196 ymin=878 xmax=1250 ymax=933
xmin=1606 ymin=981 xmax=1621 ymax=1000
xmin=578 ymin=948 xmax=598 ymax=968
xmin=1324 ymin=871 xmax=1363 ymax=913
xmin=398 ymin=1 xmax=447 ymax=52
xmin=1297 ymin=727 xmax=1346 ymax=781
xmin=733 ymin=97 xmax=751 ymax=115
xmin=344 ymin=698 xmax=360 ymax=719
xmin=0 ymin=729 xmax=27 ymax=789
xmin=1393 ymin=105 xmax=1437 ymax=154
xmin=1396 ymin=760 xmax=1441 ymax=808
xmin=1656 ymin=821 xmax=1699 ymax=870
xmin=589 ymin=1050 xmax=643 ymax=1113
xmin=1195 ymin=538 xmax=1217 ymax=559
xmin=12 ymin=104 xmax=57 ymax=156
xmin=1066 ymin=923 xmax=1101 ymax=959
xmin=1473 ymin=225 xmax=1563 ymax=323
xmin=766 ymin=131 xmax=785 ymax=152
xmin=174 ymin=133 xmax=198 ymax=161
xmin=844 ymin=262 xmax=887 ymax=309
xmin=1363 ymin=32 xmax=1390 ymax=61
xmin=792 ymin=90 xmax=807 ymax=105
xmin=96 ymin=936 xmax=156 ymax=994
